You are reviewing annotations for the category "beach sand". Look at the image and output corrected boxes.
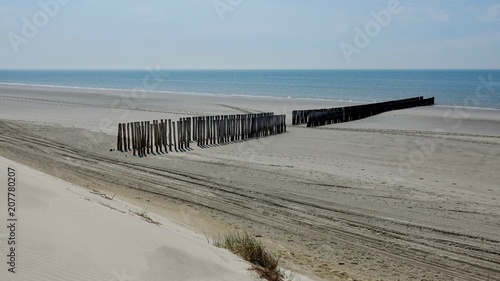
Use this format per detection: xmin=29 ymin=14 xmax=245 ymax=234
xmin=0 ymin=84 xmax=499 ymax=280
xmin=0 ymin=156 xmax=265 ymax=281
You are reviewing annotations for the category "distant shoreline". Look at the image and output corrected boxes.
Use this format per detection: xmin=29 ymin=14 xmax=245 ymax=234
xmin=1 ymin=69 xmax=499 ymax=109
xmin=1 ymin=82 xmax=499 ymax=111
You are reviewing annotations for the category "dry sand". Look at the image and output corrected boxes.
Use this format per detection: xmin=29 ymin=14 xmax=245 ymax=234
xmin=0 ymin=84 xmax=499 ymax=281
xmin=0 ymin=156 xmax=266 ymax=281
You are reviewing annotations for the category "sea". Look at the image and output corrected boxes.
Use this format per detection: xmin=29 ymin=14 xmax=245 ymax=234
xmin=0 ymin=69 xmax=499 ymax=109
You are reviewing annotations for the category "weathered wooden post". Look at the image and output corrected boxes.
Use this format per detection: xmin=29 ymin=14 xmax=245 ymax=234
xmin=171 ymin=122 xmax=177 ymax=151
xmin=207 ymin=116 xmax=211 ymax=145
xmin=131 ymin=122 xmax=136 ymax=156
xmin=145 ymin=121 xmax=149 ymax=154
xmin=121 ymin=123 xmax=126 ymax=151
xmin=178 ymin=119 xmax=183 ymax=150
xmin=182 ymin=118 xmax=186 ymax=149
xmin=183 ymin=118 xmax=187 ymax=149
xmin=158 ymin=120 xmax=162 ymax=153
xmin=134 ymin=123 xmax=138 ymax=156
xmin=137 ymin=122 xmax=141 ymax=157
xmin=185 ymin=118 xmax=190 ymax=148
xmin=213 ymin=116 xmax=217 ymax=144
xmin=139 ymin=122 xmax=143 ymax=157
xmin=235 ymin=115 xmax=240 ymax=141
xmin=193 ymin=117 xmax=197 ymax=141
xmin=206 ymin=116 xmax=210 ymax=145
xmin=198 ymin=116 xmax=205 ymax=147
xmin=117 ymin=123 xmax=122 ymax=151
xmin=154 ymin=120 xmax=159 ymax=154
xmin=214 ymin=116 xmax=218 ymax=144
xmin=123 ymin=123 xmax=130 ymax=151
xmin=232 ymin=115 xmax=236 ymax=141
xmin=162 ymin=119 xmax=168 ymax=153
xmin=167 ymin=119 xmax=172 ymax=152
xmin=136 ymin=123 xmax=140 ymax=157
xmin=197 ymin=117 xmax=201 ymax=147
xmin=143 ymin=121 xmax=147 ymax=154
xmin=149 ymin=122 xmax=153 ymax=154
xmin=218 ymin=115 xmax=222 ymax=144
xmin=163 ymin=119 xmax=167 ymax=153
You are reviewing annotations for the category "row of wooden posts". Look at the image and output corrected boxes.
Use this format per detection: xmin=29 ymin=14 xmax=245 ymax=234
xmin=116 ymin=113 xmax=287 ymax=157
xmin=292 ymin=96 xmax=435 ymax=127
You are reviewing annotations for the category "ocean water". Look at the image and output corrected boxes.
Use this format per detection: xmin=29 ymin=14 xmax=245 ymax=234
xmin=0 ymin=69 xmax=499 ymax=109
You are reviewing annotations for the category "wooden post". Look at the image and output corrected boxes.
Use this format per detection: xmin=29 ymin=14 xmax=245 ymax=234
xmin=138 ymin=122 xmax=142 ymax=156
xmin=138 ymin=122 xmax=142 ymax=157
xmin=211 ymin=116 xmax=216 ymax=145
xmin=135 ymin=122 xmax=139 ymax=156
xmin=149 ymin=123 xmax=154 ymax=154
xmin=142 ymin=122 xmax=146 ymax=156
xmin=133 ymin=123 xmax=138 ymax=156
xmin=197 ymin=117 xmax=201 ymax=147
xmin=145 ymin=121 xmax=149 ymax=154
xmin=206 ymin=116 xmax=210 ymax=145
xmin=139 ymin=122 xmax=143 ymax=156
xmin=193 ymin=117 xmax=197 ymax=141
xmin=138 ymin=123 xmax=142 ymax=157
xmin=224 ymin=115 xmax=229 ymax=143
xmin=163 ymin=119 xmax=168 ymax=153
xmin=155 ymin=120 xmax=159 ymax=154
xmin=204 ymin=116 xmax=208 ymax=145
xmin=198 ymin=116 xmax=205 ymax=147
xmin=131 ymin=123 xmax=136 ymax=156
xmin=168 ymin=119 xmax=173 ymax=152
xmin=180 ymin=119 xmax=184 ymax=150
xmin=117 ymin=124 xmax=122 ymax=151
xmin=164 ymin=119 xmax=168 ymax=153
xmin=158 ymin=120 xmax=162 ymax=153
xmin=173 ymin=121 xmax=178 ymax=151
xmin=231 ymin=115 xmax=235 ymax=141
xmin=186 ymin=118 xmax=190 ymax=148
xmin=124 ymin=123 xmax=128 ymax=152
xmin=182 ymin=118 xmax=187 ymax=149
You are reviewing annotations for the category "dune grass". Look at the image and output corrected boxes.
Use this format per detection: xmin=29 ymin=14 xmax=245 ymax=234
xmin=213 ymin=231 xmax=284 ymax=281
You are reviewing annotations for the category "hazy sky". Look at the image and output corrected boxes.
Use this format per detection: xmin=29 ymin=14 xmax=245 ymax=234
xmin=1 ymin=0 xmax=499 ymax=69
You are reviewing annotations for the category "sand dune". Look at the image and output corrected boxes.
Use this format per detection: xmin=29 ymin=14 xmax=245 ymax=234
xmin=0 ymin=156 xmax=261 ymax=281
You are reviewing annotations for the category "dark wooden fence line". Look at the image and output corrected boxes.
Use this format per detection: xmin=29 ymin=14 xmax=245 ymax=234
xmin=191 ymin=113 xmax=286 ymax=147
xmin=291 ymin=96 xmax=434 ymax=127
xmin=116 ymin=112 xmax=286 ymax=156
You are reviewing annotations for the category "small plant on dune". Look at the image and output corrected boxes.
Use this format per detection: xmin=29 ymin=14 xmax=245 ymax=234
xmin=213 ymin=231 xmax=283 ymax=281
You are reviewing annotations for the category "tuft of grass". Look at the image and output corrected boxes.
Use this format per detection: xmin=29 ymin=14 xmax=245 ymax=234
xmin=213 ymin=231 xmax=283 ymax=281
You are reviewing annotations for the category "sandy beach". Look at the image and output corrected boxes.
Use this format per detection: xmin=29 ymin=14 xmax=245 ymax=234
xmin=1 ymin=84 xmax=500 ymax=281
xmin=0 ymin=156 xmax=265 ymax=281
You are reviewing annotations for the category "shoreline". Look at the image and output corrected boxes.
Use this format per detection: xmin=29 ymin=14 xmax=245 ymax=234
xmin=1 ymin=82 xmax=499 ymax=111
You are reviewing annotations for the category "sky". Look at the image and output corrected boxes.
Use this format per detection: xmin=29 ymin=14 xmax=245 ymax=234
xmin=1 ymin=0 xmax=499 ymax=69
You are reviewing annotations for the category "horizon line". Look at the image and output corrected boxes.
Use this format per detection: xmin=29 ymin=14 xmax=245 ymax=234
xmin=1 ymin=68 xmax=500 ymax=71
